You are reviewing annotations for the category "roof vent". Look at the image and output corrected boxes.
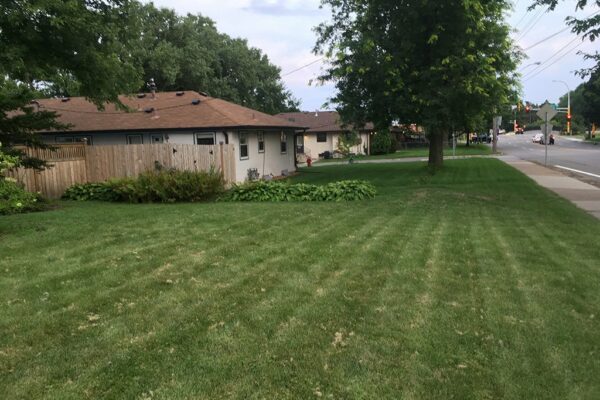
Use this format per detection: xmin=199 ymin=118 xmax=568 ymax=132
xmin=61 ymin=97 xmax=71 ymax=102
xmin=137 ymin=93 xmax=146 ymax=99
xmin=176 ymin=91 xmax=185 ymax=96
xmin=191 ymin=99 xmax=201 ymax=105
xmin=198 ymin=91 xmax=209 ymax=97
xmin=144 ymin=107 xmax=155 ymax=113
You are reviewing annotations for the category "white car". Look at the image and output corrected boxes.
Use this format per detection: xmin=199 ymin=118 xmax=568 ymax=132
xmin=532 ymin=133 xmax=544 ymax=144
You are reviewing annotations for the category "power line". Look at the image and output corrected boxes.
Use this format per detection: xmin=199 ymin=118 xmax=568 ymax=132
xmin=522 ymin=9 xmax=600 ymax=51
xmin=517 ymin=7 xmax=547 ymax=41
xmin=523 ymin=41 xmax=585 ymax=81
xmin=522 ymin=35 xmax=582 ymax=78
xmin=522 ymin=26 xmax=570 ymax=51
xmin=281 ymin=57 xmax=324 ymax=77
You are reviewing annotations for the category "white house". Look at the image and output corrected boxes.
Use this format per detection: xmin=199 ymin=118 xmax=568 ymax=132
xmin=276 ymin=111 xmax=374 ymax=160
xmin=35 ymin=91 xmax=305 ymax=182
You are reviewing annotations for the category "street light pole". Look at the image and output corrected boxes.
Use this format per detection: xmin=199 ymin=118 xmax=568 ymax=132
xmin=553 ymin=79 xmax=571 ymax=135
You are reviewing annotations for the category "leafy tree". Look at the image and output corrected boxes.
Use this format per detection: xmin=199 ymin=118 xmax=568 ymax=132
xmin=45 ymin=3 xmax=301 ymax=114
xmin=336 ymin=131 xmax=362 ymax=156
xmin=581 ymin=70 xmax=600 ymax=137
xmin=0 ymin=0 xmax=143 ymax=167
xmin=531 ymin=0 xmax=600 ymax=76
xmin=315 ymin=0 xmax=520 ymax=168
xmin=370 ymin=130 xmax=394 ymax=155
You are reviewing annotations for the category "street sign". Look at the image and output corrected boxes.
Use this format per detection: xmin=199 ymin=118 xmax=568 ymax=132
xmin=537 ymin=102 xmax=558 ymax=121
xmin=540 ymin=123 xmax=553 ymax=135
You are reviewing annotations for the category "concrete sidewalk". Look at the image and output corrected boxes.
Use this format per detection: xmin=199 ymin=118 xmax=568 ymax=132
xmin=498 ymin=156 xmax=600 ymax=220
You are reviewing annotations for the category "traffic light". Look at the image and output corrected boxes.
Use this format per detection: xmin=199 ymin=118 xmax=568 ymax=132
xmin=566 ymin=114 xmax=571 ymax=122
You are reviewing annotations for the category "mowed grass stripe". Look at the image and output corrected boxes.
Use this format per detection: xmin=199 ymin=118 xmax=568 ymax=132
xmin=2 ymin=159 xmax=600 ymax=399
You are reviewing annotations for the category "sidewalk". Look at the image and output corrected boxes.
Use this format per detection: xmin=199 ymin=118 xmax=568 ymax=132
xmin=498 ymin=155 xmax=600 ymax=220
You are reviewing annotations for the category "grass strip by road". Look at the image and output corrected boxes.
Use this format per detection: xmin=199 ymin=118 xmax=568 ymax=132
xmin=315 ymin=143 xmax=492 ymax=163
xmin=1 ymin=159 xmax=599 ymax=399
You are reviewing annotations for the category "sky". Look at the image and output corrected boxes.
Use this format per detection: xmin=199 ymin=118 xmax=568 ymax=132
xmin=145 ymin=0 xmax=599 ymax=111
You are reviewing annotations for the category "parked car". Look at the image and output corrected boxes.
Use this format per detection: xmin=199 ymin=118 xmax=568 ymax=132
xmin=516 ymin=126 xmax=524 ymax=134
xmin=532 ymin=133 xmax=544 ymax=144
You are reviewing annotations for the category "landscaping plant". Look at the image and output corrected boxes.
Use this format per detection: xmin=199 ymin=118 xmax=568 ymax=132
xmin=0 ymin=178 xmax=44 ymax=215
xmin=63 ymin=168 xmax=225 ymax=203
xmin=222 ymin=180 xmax=376 ymax=202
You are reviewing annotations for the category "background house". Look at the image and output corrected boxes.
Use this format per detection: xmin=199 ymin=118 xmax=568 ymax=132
xmin=276 ymin=111 xmax=374 ymax=160
xmin=34 ymin=91 xmax=305 ymax=182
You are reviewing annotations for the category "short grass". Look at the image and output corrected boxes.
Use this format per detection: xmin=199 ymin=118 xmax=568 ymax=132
xmin=1 ymin=159 xmax=600 ymax=399
xmin=316 ymin=143 xmax=492 ymax=163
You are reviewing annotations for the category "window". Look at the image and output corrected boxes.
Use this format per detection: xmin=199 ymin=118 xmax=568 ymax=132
xmin=239 ymin=132 xmax=249 ymax=159
xmin=151 ymin=134 xmax=164 ymax=143
xmin=317 ymin=132 xmax=327 ymax=142
xmin=257 ymin=131 xmax=265 ymax=153
xmin=56 ymin=136 xmax=92 ymax=145
xmin=56 ymin=136 xmax=74 ymax=143
xmin=280 ymin=132 xmax=287 ymax=154
xmin=195 ymin=132 xmax=215 ymax=145
xmin=127 ymin=135 xmax=143 ymax=144
xmin=74 ymin=136 xmax=92 ymax=145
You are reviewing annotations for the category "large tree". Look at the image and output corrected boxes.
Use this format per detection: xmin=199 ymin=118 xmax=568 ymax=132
xmin=315 ymin=0 xmax=520 ymax=167
xmin=45 ymin=2 xmax=300 ymax=115
xmin=0 ymin=0 xmax=142 ymax=167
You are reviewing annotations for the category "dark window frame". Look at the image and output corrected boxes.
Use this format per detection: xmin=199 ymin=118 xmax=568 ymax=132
xmin=280 ymin=132 xmax=287 ymax=154
xmin=195 ymin=132 xmax=216 ymax=145
xmin=127 ymin=134 xmax=143 ymax=145
xmin=257 ymin=131 xmax=265 ymax=153
xmin=239 ymin=132 xmax=249 ymax=160
xmin=316 ymin=132 xmax=327 ymax=142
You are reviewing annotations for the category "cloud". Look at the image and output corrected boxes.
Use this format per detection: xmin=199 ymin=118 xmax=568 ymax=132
xmin=244 ymin=0 xmax=323 ymax=16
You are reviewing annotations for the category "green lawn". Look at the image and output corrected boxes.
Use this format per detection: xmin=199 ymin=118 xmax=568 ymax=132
xmin=315 ymin=143 xmax=492 ymax=163
xmin=2 ymin=159 xmax=600 ymax=399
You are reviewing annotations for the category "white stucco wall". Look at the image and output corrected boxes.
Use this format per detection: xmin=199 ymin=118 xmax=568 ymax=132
xmin=302 ymin=131 xmax=371 ymax=159
xmin=229 ymin=130 xmax=296 ymax=182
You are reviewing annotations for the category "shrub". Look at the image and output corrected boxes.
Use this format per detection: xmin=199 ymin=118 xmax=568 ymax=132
xmin=63 ymin=168 xmax=225 ymax=203
xmin=0 ymin=179 xmax=45 ymax=215
xmin=222 ymin=180 xmax=376 ymax=202
xmin=63 ymin=181 xmax=122 ymax=201
xmin=371 ymin=129 xmax=394 ymax=154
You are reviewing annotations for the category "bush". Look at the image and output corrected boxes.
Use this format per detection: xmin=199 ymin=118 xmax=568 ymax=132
xmin=0 ymin=179 xmax=45 ymax=215
xmin=222 ymin=180 xmax=376 ymax=202
xmin=63 ymin=181 xmax=122 ymax=201
xmin=371 ymin=130 xmax=394 ymax=154
xmin=63 ymin=168 xmax=225 ymax=203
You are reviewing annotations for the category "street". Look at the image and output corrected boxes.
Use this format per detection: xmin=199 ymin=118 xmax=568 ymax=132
xmin=496 ymin=131 xmax=600 ymax=180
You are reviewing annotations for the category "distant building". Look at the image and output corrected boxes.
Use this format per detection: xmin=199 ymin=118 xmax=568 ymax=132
xmin=276 ymin=111 xmax=374 ymax=160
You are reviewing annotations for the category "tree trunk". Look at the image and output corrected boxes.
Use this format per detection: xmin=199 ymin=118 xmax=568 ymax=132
xmin=428 ymin=130 xmax=444 ymax=169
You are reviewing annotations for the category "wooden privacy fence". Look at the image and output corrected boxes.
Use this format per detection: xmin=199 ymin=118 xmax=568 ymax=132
xmin=7 ymin=143 xmax=236 ymax=198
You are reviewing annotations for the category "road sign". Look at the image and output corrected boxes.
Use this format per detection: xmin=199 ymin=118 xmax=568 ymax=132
xmin=540 ymin=123 xmax=553 ymax=135
xmin=537 ymin=102 xmax=558 ymax=121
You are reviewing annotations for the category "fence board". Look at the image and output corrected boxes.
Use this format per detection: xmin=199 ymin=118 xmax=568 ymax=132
xmin=9 ymin=143 xmax=236 ymax=198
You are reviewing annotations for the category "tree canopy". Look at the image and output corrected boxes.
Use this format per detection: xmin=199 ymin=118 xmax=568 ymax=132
xmin=315 ymin=0 xmax=520 ymax=167
xmin=0 ymin=0 xmax=141 ymax=167
xmin=40 ymin=2 xmax=300 ymax=115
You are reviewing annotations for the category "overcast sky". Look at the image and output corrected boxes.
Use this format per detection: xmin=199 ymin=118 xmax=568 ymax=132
xmin=146 ymin=0 xmax=599 ymax=111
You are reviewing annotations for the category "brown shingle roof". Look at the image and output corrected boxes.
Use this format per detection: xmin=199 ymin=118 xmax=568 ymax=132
xmin=35 ymin=91 xmax=305 ymax=133
xmin=275 ymin=111 xmax=374 ymax=133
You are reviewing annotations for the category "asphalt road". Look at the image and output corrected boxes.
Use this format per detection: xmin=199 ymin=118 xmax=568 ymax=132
xmin=496 ymin=131 xmax=600 ymax=181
